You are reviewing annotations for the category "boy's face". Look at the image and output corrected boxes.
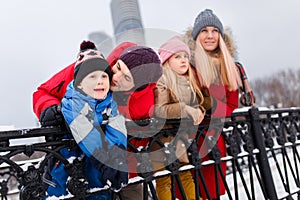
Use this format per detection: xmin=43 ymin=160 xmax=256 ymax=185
xmin=77 ymin=70 xmax=110 ymax=99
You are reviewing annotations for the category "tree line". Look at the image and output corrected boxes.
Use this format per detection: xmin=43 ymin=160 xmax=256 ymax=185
xmin=250 ymin=68 xmax=300 ymax=108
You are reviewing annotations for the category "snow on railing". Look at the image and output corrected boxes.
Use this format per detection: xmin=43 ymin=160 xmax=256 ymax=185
xmin=0 ymin=107 xmax=299 ymax=200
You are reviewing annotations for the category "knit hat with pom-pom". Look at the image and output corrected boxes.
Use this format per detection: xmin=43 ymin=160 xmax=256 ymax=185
xmin=80 ymin=40 xmax=97 ymax=52
xmin=74 ymin=49 xmax=111 ymax=86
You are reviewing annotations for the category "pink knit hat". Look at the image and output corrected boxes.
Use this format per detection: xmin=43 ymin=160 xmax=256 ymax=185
xmin=158 ymin=36 xmax=191 ymax=64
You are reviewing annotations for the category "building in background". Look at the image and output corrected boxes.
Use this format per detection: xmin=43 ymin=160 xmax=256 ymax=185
xmin=88 ymin=31 xmax=114 ymax=57
xmin=110 ymin=0 xmax=145 ymax=45
xmin=87 ymin=0 xmax=145 ymax=54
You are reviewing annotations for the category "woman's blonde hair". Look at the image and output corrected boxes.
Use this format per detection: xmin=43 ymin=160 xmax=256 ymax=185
xmin=162 ymin=61 xmax=204 ymax=104
xmin=194 ymin=34 xmax=242 ymax=91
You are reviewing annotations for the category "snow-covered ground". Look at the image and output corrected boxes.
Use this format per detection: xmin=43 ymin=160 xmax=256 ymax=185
xmin=220 ymin=144 xmax=300 ymax=200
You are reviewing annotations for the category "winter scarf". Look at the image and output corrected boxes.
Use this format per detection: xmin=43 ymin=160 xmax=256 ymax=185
xmin=61 ymin=82 xmax=127 ymax=157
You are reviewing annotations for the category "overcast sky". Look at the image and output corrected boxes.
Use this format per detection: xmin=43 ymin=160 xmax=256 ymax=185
xmin=1 ymin=0 xmax=299 ymax=129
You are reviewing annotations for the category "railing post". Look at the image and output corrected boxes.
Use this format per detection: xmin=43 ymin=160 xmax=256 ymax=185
xmin=249 ymin=107 xmax=278 ymax=200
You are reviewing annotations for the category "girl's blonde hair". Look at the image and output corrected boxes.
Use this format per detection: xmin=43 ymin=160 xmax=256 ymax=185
xmin=162 ymin=61 xmax=204 ymax=105
xmin=194 ymin=34 xmax=242 ymax=91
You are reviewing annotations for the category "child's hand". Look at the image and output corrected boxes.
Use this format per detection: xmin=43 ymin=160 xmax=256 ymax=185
xmin=185 ymin=105 xmax=205 ymax=125
xmin=91 ymin=145 xmax=128 ymax=192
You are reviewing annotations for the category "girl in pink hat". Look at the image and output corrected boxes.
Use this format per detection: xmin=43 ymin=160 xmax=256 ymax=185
xmin=151 ymin=35 xmax=211 ymax=200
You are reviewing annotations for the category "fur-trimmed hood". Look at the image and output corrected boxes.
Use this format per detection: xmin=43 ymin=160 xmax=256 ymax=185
xmin=181 ymin=26 xmax=238 ymax=66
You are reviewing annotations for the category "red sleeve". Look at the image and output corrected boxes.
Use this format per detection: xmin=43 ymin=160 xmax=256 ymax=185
xmin=32 ymin=63 xmax=75 ymax=119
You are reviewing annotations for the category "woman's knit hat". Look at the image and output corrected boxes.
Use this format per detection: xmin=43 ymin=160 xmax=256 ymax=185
xmin=158 ymin=36 xmax=191 ymax=64
xmin=192 ymin=9 xmax=224 ymax=40
xmin=119 ymin=46 xmax=162 ymax=89
xmin=74 ymin=49 xmax=111 ymax=86
xmin=106 ymin=42 xmax=138 ymax=68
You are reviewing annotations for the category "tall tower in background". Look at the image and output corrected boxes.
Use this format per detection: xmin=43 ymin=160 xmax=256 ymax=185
xmin=110 ymin=0 xmax=145 ymax=45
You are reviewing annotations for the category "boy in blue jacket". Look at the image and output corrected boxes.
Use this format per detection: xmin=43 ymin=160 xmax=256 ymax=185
xmin=46 ymin=49 xmax=128 ymax=199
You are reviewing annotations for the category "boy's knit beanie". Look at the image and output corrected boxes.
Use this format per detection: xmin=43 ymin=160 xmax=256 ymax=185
xmin=74 ymin=49 xmax=111 ymax=86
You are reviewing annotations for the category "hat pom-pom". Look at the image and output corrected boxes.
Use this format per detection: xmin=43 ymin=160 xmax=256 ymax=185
xmin=80 ymin=40 xmax=96 ymax=51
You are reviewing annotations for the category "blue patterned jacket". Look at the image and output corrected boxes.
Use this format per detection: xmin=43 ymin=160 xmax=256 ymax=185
xmin=61 ymin=81 xmax=127 ymax=157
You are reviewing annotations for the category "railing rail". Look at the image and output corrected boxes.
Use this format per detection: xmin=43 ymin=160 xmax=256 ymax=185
xmin=0 ymin=107 xmax=299 ymax=199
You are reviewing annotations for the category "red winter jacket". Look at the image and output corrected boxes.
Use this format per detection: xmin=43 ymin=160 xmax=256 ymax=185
xmin=196 ymin=84 xmax=238 ymax=199
xmin=32 ymin=62 xmax=75 ymax=119
xmin=118 ymin=84 xmax=156 ymax=120
xmin=209 ymin=83 xmax=239 ymax=118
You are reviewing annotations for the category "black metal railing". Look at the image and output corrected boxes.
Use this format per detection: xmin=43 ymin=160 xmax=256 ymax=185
xmin=0 ymin=107 xmax=299 ymax=200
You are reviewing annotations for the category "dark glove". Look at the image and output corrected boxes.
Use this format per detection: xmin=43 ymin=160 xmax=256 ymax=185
xmin=102 ymin=163 xmax=128 ymax=192
xmin=40 ymin=104 xmax=65 ymax=127
xmin=240 ymin=91 xmax=256 ymax=106
xmin=91 ymin=145 xmax=128 ymax=192
xmin=111 ymin=146 xmax=128 ymax=191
